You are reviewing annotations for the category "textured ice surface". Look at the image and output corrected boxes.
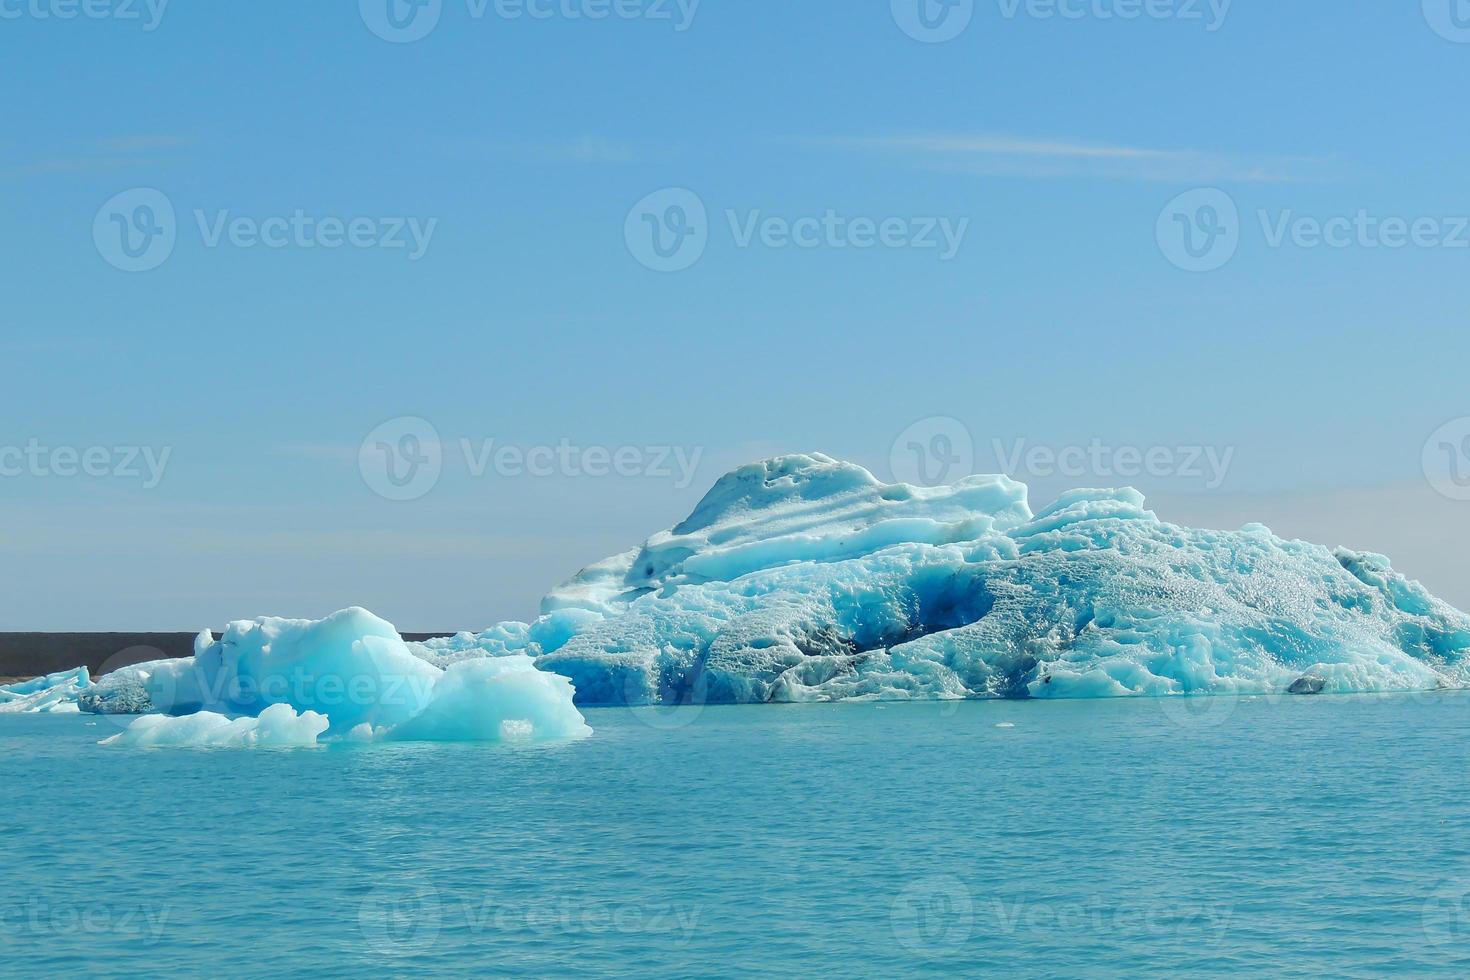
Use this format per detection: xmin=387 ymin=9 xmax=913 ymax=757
xmin=66 ymin=608 xmax=590 ymax=746
xmin=7 ymin=453 xmax=1470 ymax=722
xmin=417 ymin=453 xmax=1470 ymax=704
xmin=0 ymin=667 xmax=89 ymax=713
xmin=100 ymin=703 xmax=330 ymax=748
xmin=383 ymin=656 xmax=591 ymax=742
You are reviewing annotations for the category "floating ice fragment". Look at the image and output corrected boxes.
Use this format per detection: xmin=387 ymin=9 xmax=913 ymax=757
xmin=100 ymin=703 xmax=329 ymax=748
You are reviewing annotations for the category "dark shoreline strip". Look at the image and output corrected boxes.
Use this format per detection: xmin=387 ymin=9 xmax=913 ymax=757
xmin=0 ymin=632 xmax=457 ymax=681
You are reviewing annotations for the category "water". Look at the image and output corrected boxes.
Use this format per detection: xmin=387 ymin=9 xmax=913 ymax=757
xmin=4 ymin=694 xmax=1470 ymax=977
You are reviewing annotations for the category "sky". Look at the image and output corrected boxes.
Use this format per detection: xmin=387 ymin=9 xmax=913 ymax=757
xmin=3 ymin=1 xmax=1470 ymax=630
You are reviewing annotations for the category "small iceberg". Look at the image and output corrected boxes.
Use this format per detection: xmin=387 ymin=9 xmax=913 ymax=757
xmin=0 ymin=667 xmax=90 ymax=714
xmin=79 ymin=609 xmax=590 ymax=748
xmin=101 ymin=704 xmax=330 ymax=748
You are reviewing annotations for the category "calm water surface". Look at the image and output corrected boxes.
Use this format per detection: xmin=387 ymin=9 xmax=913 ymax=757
xmin=4 ymin=694 xmax=1470 ymax=977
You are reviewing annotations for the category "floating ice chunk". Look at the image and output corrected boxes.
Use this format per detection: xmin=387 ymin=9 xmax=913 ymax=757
xmin=71 ymin=610 xmax=589 ymax=745
xmin=383 ymin=656 xmax=590 ymax=742
xmin=346 ymin=723 xmax=377 ymax=742
xmin=194 ymin=608 xmax=442 ymax=732
xmin=100 ymin=703 xmax=329 ymax=748
xmin=0 ymin=667 xmax=90 ymax=714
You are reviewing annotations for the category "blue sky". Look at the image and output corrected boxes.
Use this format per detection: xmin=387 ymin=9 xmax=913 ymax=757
xmin=3 ymin=1 xmax=1470 ymax=629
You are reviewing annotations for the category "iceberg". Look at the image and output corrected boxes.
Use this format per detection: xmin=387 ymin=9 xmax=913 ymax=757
xmin=5 ymin=453 xmax=1469 ymax=736
xmin=422 ymin=453 xmax=1470 ymax=704
xmin=70 ymin=609 xmax=590 ymax=746
xmin=0 ymin=667 xmax=89 ymax=714
xmin=100 ymin=703 xmax=330 ymax=748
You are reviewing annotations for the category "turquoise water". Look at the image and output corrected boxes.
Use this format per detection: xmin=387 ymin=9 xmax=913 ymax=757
xmin=4 ymin=694 xmax=1470 ymax=977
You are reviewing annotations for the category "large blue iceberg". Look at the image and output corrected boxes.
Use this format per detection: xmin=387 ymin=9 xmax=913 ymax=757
xmin=6 ymin=453 xmax=1470 ymax=740
xmin=422 ymin=453 xmax=1470 ymax=703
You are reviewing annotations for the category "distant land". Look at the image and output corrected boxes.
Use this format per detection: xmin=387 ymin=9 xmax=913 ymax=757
xmin=0 ymin=632 xmax=457 ymax=684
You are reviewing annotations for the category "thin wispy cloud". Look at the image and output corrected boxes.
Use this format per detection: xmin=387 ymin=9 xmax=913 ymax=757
xmin=93 ymin=134 xmax=194 ymax=152
xmin=473 ymin=136 xmax=640 ymax=164
xmin=1 ymin=135 xmax=192 ymax=179
xmin=821 ymin=133 xmax=1331 ymax=184
xmin=276 ymin=443 xmax=361 ymax=464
